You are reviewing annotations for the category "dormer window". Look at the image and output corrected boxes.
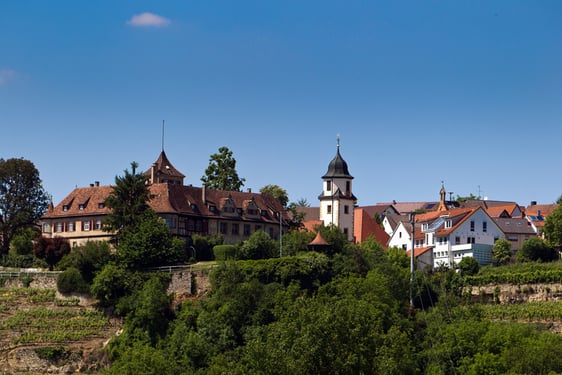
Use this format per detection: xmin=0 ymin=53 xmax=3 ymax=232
xmin=191 ymin=203 xmax=197 ymax=211
xmin=209 ymin=205 xmax=217 ymax=212
xmin=445 ymin=219 xmax=452 ymax=229
xmin=63 ymin=205 xmax=69 ymax=211
xmin=79 ymin=204 xmax=85 ymax=210
xmin=98 ymin=203 xmax=105 ymax=209
xmin=261 ymin=210 xmax=268 ymax=216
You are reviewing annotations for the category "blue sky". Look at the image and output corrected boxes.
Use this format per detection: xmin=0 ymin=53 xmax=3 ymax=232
xmin=2 ymin=1 xmax=562 ymax=207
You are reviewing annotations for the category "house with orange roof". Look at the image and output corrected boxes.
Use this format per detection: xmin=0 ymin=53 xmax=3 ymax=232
xmin=525 ymin=203 xmax=558 ymax=237
xmin=414 ymin=206 xmax=504 ymax=268
xmin=41 ymin=151 xmax=289 ymax=248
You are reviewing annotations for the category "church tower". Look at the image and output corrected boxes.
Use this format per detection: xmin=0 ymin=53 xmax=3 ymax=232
xmin=319 ymin=137 xmax=357 ymax=241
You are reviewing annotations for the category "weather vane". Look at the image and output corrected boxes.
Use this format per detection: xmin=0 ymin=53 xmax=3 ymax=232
xmin=337 ymin=133 xmax=340 ymax=150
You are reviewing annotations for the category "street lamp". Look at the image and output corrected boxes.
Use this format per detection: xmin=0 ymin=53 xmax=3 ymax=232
xmin=409 ymin=212 xmax=416 ymax=308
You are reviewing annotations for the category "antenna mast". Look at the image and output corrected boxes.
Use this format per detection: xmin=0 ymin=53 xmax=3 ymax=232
xmin=161 ymin=120 xmax=165 ymax=151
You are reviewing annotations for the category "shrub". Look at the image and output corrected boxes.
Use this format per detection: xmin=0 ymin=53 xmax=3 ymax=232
xmin=57 ymin=267 xmax=89 ymax=294
xmin=213 ymin=245 xmax=238 ymax=261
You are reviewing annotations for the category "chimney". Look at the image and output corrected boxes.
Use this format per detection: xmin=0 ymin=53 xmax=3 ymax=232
xmin=247 ymin=188 xmax=252 ymax=193
xmin=95 ymin=181 xmax=99 ymax=187
xmin=90 ymin=183 xmax=94 ymax=187
xmin=537 ymin=210 xmax=542 ymax=218
xmin=202 ymin=183 xmax=206 ymax=204
xmin=151 ymin=163 xmax=157 ymax=184
xmin=530 ymin=201 xmax=537 ymax=206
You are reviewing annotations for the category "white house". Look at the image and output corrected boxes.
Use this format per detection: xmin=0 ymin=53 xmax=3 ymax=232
xmin=414 ymin=207 xmax=504 ymax=269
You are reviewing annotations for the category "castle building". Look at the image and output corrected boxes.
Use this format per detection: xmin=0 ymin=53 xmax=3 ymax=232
xmin=40 ymin=151 xmax=288 ymax=248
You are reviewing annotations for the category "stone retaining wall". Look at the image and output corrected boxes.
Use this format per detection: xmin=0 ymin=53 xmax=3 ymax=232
xmin=466 ymin=283 xmax=562 ymax=304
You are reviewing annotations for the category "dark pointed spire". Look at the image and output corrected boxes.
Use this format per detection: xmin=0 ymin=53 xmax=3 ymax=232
xmin=322 ymin=135 xmax=353 ymax=179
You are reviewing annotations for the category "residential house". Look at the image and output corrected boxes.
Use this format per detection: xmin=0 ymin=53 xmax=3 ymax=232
xmin=414 ymin=207 xmax=504 ymax=268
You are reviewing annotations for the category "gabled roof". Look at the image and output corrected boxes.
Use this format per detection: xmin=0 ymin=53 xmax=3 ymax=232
xmin=385 ymin=213 xmax=412 ymax=232
xmin=360 ymin=204 xmax=399 ymax=218
xmin=43 ymin=185 xmax=113 ymax=218
xmin=414 ymin=207 xmax=484 ymax=238
xmin=493 ymin=217 xmax=536 ymax=235
xmin=296 ymin=206 xmax=320 ymax=222
xmin=43 ymin=183 xmax=288 ymax=224
xmin=377 ymin=202 xmax=434 ymax=215
xmin=406 ymin=246 xmax=433 ymax=258
xmin=354 ymin=207 xmax=390 ymax=247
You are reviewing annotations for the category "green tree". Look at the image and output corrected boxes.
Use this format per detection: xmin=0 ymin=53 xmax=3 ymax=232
xmin=517 ymin=237 xmax=558 ymax=262
xmin=492 ymin=238 xmax=512 ymax=265
xmin=122 ymin=276 xmax=173 ymax=344
xmin=457 ymin=256 xmax=480 ymax=276
xmin=32 ymin=236 xmax=70 ymax=270
xmin=0 ymin=158 xmax=50 ymax=254
xmin=104 ymin=162 xmax=150 ymax=241
xmin=10 ymin=227 xmax=39 ymax=255
xmin=90 ymin=263 xmax=131 ymax=306
xmin=116 ymin=210 xmax=186 ymax=269
xmin=201 ymin=146 xmax=245 ymax=191
xmin=238 ymin=230 xmax=276 ymax=260
xmin=543 ymin=204 xmax=562 ymax=249
xmin=57 ymin=241 xmax=112 ymax=283
xmin=260 ymin=184 xmax=289 ymax=207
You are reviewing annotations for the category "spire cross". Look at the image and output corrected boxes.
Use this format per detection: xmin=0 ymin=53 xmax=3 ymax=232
xmin=337 ymin=134 xmax=341 ymax=151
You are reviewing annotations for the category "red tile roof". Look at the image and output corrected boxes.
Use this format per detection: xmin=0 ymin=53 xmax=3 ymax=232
xmin=354 ymin=207 xmax=390 ymax=247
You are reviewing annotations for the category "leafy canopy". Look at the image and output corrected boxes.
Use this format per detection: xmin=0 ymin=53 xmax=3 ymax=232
xmin=0 ymin=158 xmax=50 ymax=254
xmin=201 ymin=146 xmax=245 ymax=191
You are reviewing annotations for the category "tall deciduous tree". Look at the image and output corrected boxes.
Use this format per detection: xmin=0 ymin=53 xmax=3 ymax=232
xmin=260 ymin=185 xmax=289 ymax=208
xmin=104 ymin=162 xmax=150 ymax=240
xmin=201 ymin=147 xmax=245 ymax=191
xmin=543 ymin=205 xmax=562 ymax=250
xmin=33 ymin=236 xmax=70 ymax=270
xmin=0 ymin=158 xmax=50 ymax=254
xmin=492 ymin=238 xmax=512 ymax=265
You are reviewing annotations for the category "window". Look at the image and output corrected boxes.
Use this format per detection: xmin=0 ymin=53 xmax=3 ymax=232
xmin=79 ymin=204 xmax=85 ymax=210
xmin=55 ymin=222 xmax=63 ymax=233
xmin=326 ymin=180 xmax=332 ymax=191
xmin=232 ymin=223 xmax=239 ymax=235
xmin=63 ymin=205 xmax=69 ymax=212
xmin=327 ymin=205 xmax=332 ymax=214
xmin=68 ymin=222 xmax=74 ymax=232
xmin=470 ymin=221 xmax=475 ymax=232
xmin=166 ymin=218 xmax=176 ymax=228
xmin=98 ymin=203 xmax=105 ymax=209
xmin=83 ymin=221 xmax=91 ymax=231
xmin=244 ymin=224 xmax=251 ymax=236
xmin=95 ymin=220 xmax=102 ymax=230
xmin=466 ymin=237 xmax=475 ymax=244
xmin=346 ymin=181 xmax=350 ymax=194
xmin=455 ymin=236 xmax=461 ymax=244
xmin=483 ymin=221 xmax=487 ymax=233
xmin=42 ymin=223 xmax=50 ymax=233
xmin=223 ymin=206 xmax=235 ymax=213
xmin=343 ymin=228 xmax=348 ymax=236
xmin=399 ymin=232 xmax=402 ymax=238
xmin=344 ymin=205 xmax=349 ymax=214
xmin=72 ymin=241 xmax=78 ymax=248
xmin=220 ymin=222 xmax=228 ymax=234
xmin=445 ymin=220 xmax=452 ymax=229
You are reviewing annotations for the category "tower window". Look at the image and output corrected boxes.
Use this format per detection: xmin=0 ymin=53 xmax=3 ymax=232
xmin=326 ymin=180 xmax=332 ymax=191
xmin=327 ymin=205 xmax=332 ymax=214
xmin=346 ymin=181 xmax=350 ymax=193
xmin=344 ymin=205 xmax=349 ymax=214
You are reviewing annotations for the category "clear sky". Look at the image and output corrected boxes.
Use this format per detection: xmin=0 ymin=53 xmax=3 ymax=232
xmin=2 ymin=1 xmax=562 ymax=208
